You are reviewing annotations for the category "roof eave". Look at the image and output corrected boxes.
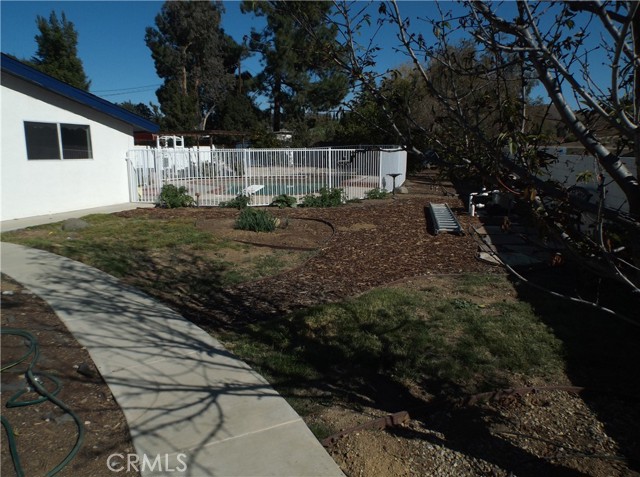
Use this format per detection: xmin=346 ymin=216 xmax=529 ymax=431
xmin=1 ymin=53 xmax=160 ymax=133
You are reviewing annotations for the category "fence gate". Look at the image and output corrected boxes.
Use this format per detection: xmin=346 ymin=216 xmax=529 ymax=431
xmin=127 ymin=147 xmax=406 ymax=206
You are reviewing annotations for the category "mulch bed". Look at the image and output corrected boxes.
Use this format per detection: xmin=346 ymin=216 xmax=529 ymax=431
xmin=116 ymin=178 xmax=495 ymax=324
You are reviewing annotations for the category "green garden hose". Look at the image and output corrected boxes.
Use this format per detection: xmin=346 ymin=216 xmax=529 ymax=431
xmin=1 ymin=328 xmax=85 ymax=476
xmin=1 ymin=415 xmax=24 ymax=477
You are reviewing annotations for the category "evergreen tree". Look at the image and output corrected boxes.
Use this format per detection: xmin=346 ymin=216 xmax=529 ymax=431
xmin=145 ymin=1 xmax=238 ymax=131
xmin=117 ymin=101 xmax=163 ymax=124
xmin=241 ymin=1 xmax=349 ymax=132
xmin=209 ymin=94 xmax=265 ymax=132
xmin=31 ymin=11 xmax=90 ymax=90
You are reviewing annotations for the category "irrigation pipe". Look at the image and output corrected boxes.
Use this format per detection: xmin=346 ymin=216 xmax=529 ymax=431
xmin=495 ymin=175 xmax=521 ymax=196
xmin=1 ymin=328 xmax=85 ymax=476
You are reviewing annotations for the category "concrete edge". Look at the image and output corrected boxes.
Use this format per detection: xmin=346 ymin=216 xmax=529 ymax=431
xmin=1 ymin=203 xmax=155 ymax=232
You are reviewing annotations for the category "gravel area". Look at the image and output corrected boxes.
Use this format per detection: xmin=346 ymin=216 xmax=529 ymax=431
xmin=327 ymin=388 xmax=639 ymax=477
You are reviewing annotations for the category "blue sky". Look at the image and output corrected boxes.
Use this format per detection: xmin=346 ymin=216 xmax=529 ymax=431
xmin=1 ymin=1 xmax=609 ymax=110
xmin=1 ymin=1 xmax=448 ymax=107
xmin=2 ymin=1 xmax=210 ymax=104
xmin=0 ymin=0 xmax=456 ymax=103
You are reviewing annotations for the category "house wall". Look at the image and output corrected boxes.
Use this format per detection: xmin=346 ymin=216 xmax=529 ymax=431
xmin=1 ymin=73 xmax=135 ymax=221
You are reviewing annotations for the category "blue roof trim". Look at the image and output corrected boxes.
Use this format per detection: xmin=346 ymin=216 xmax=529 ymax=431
xmin=1 ymin=53 xmax=159 ymax=133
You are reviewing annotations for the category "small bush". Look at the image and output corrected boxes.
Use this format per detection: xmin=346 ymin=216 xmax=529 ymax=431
xmin=157 ymin=184 xmax=195 ymax=208
xmin=300 ymin=188 xmax=344 ymax=208
xmin=271 ymin=194 xmax=297 ymax=209
xmin=234 ymin=208 xmax=277 ymax=232
xmin=365 ymin=187 xmax=389 ymax=200
xmin=220 ymin=194 xmax=251 ymax=209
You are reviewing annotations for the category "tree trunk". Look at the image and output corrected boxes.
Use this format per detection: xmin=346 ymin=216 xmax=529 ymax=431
xmin=273 ymin=74 xmax=282 ymax=132
xmin=530 ymin=54 xmax=640 ymax=217
xmin=630 ymin=8 xmax=640 ymax=275
xmin=633 ymin=7 xmax=640 ymax=189
xmin=201 ymin=106 xmax=214 ymax=131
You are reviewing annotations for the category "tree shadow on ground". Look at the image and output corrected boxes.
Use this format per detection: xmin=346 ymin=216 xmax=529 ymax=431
xmin=6 ymin=247 xmax=314 ymax=477
xmin=104 ymin=210 xmax=640 ymax=476
xmin=78 ymin=234 xmax=591 ymax=476
xmin=226 ymin=295 xmax=595 ymax=477
xmin=507 ymin=262 xmax=640 ymax=472
xmin=8 ymin=193 xmax=637 ymax=475
xmin=445 ymin=168 xmax=640 ymax=473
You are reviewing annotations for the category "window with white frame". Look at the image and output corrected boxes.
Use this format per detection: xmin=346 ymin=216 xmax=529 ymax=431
xmin=24 ymin=121 xmax=93 ymax=160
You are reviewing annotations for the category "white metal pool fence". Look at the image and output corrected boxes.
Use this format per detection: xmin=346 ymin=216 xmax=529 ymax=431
xmin=126 ymin=146 xmax=406 ymax=206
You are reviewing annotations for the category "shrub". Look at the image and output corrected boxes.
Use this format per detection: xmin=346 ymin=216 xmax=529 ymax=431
xmin=271 ymin=194 xmax=297 ymax=209
xmin=234 ymin=208 xmax=277 ymax=232
xmin=365 ymin=187 xmax=389 ymax=200
xmin=157 ymin=184 xmax=195 ymax=208
xmin=300 ymin=188 xmax=344 ymax=208
xmin=220 ymin=194 xmax=251 ymax=209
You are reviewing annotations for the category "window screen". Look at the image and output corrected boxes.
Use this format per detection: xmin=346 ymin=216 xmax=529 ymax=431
xmin=24 ymin=122 xmax=60 ymax=159
xmin=24 ymin=122 xmax=93 ymax=160
xmin=61 ymin=124 xmax=92 ymax=159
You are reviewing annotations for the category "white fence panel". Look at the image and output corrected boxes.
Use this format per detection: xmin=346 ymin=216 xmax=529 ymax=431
xmin=127 ymin=147 xmax=406 ymax=206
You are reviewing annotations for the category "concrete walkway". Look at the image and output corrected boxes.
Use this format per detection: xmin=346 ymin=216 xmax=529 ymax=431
xmin=1 ymin=242 xmax=344 ymax=477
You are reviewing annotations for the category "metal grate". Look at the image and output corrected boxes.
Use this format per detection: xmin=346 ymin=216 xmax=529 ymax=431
xmin=429 ymin=203 xmax=463 ymax=235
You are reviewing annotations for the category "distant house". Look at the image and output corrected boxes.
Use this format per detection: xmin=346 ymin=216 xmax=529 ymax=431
xmin=1 ymin=53 xmax=159 ymax=222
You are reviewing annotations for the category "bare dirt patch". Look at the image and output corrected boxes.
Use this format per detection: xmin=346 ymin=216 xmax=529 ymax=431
xmin=196 ymin=216 xmax=333 ymax=250
xmin=1 ymin=274 xmax=139 ymax=477
xmin=325 ymin=388 xmax=639 ymax=477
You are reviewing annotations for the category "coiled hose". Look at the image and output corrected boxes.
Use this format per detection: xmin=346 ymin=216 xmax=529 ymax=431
xmin=1 ymin=328 xmax=85 ymax=476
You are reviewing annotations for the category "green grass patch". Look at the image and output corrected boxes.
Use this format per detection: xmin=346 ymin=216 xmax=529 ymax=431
xmin=453 ymin=273 xmax=498 ymax=295
xmin=252 ymin=253 xmax=289 ymax=278
xmin=3 ymin=215 xmax=573 ymax=407
xmin=2 ymin=212 xmax=297 ymax=295
xmin=226 ymin=279 xmax=565 ymax=396
xmin=1 ymin=214 xmax=223 ymax=277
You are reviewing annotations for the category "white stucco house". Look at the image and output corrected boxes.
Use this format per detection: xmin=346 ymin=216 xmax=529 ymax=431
xmin=1 ymin=53 xmax=159 ymax=222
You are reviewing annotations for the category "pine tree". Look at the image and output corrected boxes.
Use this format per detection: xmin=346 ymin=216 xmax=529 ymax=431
xmin=145 ymin=1 xmax=238 ymax=131
xmin=241 ymin=1 xmax=349 ymax=132
xmin=31 ymin=11 xmax=91 ymax=90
